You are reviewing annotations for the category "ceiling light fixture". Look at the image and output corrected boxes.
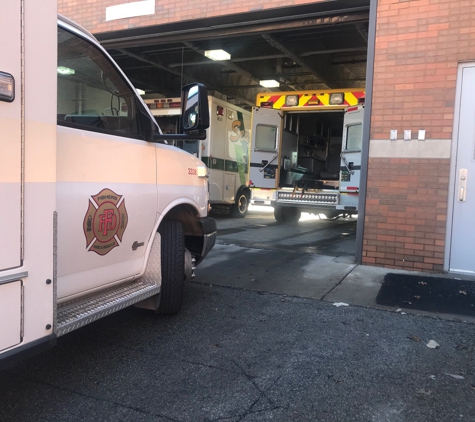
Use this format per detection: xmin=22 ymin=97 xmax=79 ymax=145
xmin=259 ymin=80 xmax=280 ymax=88
xmin=204 ymin=49 xmax=231 ymax=61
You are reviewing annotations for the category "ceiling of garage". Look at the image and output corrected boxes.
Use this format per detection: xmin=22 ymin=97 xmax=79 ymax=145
xmin=96 ymin=0 xmax=370 ymax=109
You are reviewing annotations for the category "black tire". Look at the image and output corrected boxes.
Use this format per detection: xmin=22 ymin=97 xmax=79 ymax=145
xmin=156 ymin=221 xmax=185 ymax=315
xmin=274 ymin=206 xmax=286 ymax=223
xmin=284 ymin=207 xmax=301 ymax=223
xmin=231 ymin=192 xmax=249 ymax=218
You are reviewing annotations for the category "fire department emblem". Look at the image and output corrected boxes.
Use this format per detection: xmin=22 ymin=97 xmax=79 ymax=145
xmin=83 ymin=188 xmax=128 ymax=256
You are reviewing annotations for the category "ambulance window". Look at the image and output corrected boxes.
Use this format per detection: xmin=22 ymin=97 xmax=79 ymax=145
xmin=57 ymin=27 xmax=142 ymax=138
xmin=345 ymin=124 xmax=362 ymax=150
xmin=255 ymin=125 xmax=277 ymax=150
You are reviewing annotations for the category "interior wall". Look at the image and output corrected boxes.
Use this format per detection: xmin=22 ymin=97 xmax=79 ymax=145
xmin=58 ymin=0 xmax=328 ymax=34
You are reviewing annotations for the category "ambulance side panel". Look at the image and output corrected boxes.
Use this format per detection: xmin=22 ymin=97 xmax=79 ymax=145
xmin=0 ymin=1 xmax=57 ymax=358
xmin=207 ymin=98 xmax=226 ymax=203
xmin=0 ymin=1 xmax=22 ymax=271
xmin=224 ymin=104 xmax=251 ymax=200
xmin=205 ymin=97 xmax=251 ymax=205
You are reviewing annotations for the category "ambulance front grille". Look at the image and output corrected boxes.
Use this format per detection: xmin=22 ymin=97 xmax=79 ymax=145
xmin=56 ymin=279 xmax=160 ymax=337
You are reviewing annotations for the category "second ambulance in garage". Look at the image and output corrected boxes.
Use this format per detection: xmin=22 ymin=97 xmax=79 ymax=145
xmin=145 ymin=96 xmax=252 ymax=217
xmin=249 ymin=89 xmax=365 ymax=222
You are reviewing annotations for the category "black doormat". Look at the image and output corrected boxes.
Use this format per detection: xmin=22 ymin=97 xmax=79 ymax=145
xmin=376 ymin=273 xmax=475 ymax=316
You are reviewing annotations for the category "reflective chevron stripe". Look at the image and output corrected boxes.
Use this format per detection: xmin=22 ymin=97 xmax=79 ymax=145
xmin=256 ymin=90 xmax=365 ymax=109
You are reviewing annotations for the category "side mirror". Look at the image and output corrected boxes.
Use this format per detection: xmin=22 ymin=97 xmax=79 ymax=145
xmin=181 ymin=83 xmax=209 ymax=133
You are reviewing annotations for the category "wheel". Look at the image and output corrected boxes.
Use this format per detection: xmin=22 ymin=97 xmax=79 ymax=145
xmin=284 ymin=207 xmax=301 ymax=223
xmin=231 ymin=192 xmax=249 ymax=218
xmin=274 ymin=206 xmax=286 ymax=223
xmin=156 ymin=221 xmax=185 ymax=315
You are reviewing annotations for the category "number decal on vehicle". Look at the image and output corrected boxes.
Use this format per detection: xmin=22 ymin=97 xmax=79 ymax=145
xmin=188 ymin=168 xmax=197 ymax=175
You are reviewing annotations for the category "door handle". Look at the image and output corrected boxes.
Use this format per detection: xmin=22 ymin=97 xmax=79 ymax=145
xmin=458 ymin=168 xmax=468 ymax=202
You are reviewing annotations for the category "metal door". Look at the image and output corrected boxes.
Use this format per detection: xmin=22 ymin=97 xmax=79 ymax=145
xmin=0 ymin=2 xmax=22 ymax=270
xmin=340 ymin=108 xmax=364 ymax=194
xmin=249 ymin=107 xmax=282 ymax=189
xmin=449 ymin=65 xmax=475 ymax=273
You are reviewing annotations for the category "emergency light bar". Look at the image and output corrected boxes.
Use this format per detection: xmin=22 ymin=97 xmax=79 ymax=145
xmin=257 ymin=90 xmax=365 ymax=109
xmin=146 ymin=98 xmax=181 ymax=109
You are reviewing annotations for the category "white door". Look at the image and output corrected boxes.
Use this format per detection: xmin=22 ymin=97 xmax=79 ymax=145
xmin=0 ymin=2 xmax=22 ymax=270
xmin=249 ymin=107 xmax=282 ymax=189
xmin=56 ymin=24 xmax=157 ymax=298
xmin=340 ymin=107 xmax=363 ymax=194
xmin=449 ymin=65 xmax=475 ymax=273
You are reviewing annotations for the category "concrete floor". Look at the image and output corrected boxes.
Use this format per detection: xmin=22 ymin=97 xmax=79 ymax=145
xmin=199 ymin=205 xmax=475 ymax=324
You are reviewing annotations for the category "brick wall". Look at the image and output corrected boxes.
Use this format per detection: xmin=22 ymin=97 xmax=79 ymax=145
xmin=372 ymin=0 xmax=475 ymax=140
xmin=364 ymin=0 xmax=475 ymax=271
xmin=58 ymin=0 xmax=323 ymax=34
xmin=363 ymin=158 xmax=449 ymax=272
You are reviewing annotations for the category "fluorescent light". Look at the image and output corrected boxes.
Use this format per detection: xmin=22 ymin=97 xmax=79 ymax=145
xmin=57 ymin=66 xmax=75 ymax=75
xmin=260 ymin=80 xmax=280 ymax=88
xmin=136 ymin=89 xmax=145 ymax=95
xmin=204 ymin=49 xmax=231 ymax=61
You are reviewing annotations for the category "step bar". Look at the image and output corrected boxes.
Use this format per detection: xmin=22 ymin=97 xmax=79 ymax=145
xmin=56 ymin=278 xmax=160 ymax=337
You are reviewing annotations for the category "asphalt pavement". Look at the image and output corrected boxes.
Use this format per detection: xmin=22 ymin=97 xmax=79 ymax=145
xmin=0 ymin=283 xmax=474 ymax=421
xmin=0 ymin=207 xmax=474 ymax=421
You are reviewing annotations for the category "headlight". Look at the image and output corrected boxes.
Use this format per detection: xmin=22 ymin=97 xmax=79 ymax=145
xmin=197 ymin=166 xmax=209 ymax=178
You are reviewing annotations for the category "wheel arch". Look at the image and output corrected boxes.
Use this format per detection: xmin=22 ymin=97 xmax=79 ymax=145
xmin=160 ymin=203 xmax=205 ymax=261
xmin=235 ymin=185 xmax=251 ymax=201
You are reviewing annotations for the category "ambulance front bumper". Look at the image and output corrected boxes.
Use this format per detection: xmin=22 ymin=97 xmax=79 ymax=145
xmin=197 ymin=217 xmax=217 ymax=265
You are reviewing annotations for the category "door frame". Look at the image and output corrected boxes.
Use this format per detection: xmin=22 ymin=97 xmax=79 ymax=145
xmin=354 ymin=0 xmax=377 ymax=264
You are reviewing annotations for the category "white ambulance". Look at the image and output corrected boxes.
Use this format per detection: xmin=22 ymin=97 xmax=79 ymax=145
xmin=249 ymin=90 xmax=365 ymax=222
xmin=144 ymin=96 xmax=252 ymax=217
xmin=0 ymin=4 xmax=216 ymax=367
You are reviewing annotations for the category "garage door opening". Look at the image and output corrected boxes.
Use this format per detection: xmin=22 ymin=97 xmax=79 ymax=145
xmin=96 ymin=0 xmax=373 ymax=263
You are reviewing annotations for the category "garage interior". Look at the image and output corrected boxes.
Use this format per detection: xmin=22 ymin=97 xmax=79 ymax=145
xmin=96 ymin=0 xmax=370 ymax=110
xmin=95 ymin=0 xmax=371 ymax=258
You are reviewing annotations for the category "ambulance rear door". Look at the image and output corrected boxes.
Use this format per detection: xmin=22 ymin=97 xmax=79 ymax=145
xmin=249 ymin=106 xmax=282 ymax=189
xmin=340 ymin=106 xmax=364 ymax=195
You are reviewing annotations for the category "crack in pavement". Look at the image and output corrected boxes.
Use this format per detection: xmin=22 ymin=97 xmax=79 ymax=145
xmin=3 ymin=371 xmax=181 ymax=422
xmin=230 ymin=360 xmax=285 ymax=422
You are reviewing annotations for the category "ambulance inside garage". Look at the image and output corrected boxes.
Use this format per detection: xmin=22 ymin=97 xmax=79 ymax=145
xmin=62 ymin=0 xmax=372 ymax=261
